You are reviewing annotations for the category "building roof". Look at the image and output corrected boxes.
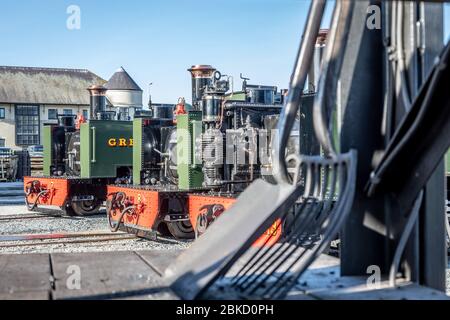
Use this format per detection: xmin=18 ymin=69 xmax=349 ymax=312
xmin=0 ymin=66 xmax=106 ymax=105
xmin=105 ymin=67 xmax=142 ymax=91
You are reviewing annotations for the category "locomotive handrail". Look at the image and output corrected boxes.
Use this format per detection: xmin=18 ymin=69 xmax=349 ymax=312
xmin=91 ymin=126 xmax=96 ymax=163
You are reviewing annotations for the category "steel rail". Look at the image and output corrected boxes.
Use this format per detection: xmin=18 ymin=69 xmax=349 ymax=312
xmin=0 ymin=213 xmax=63 ymax=221
xmin=0 ymin=234 xmax=137 ymax=248
xmin=0 ymin=230 xmax=129 ymax=242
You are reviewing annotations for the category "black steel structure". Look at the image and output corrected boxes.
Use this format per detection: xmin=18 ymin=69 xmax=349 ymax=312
xmin=164 ymin=0 xmax=450 ymax=300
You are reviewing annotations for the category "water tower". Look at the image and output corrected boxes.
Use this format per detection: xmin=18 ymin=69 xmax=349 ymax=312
xmin=105 ymin=67 xmax=143 ymax=120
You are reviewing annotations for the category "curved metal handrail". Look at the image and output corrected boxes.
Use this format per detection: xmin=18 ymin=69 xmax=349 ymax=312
xmin=272 ymin=0 xmax=327 ymax=184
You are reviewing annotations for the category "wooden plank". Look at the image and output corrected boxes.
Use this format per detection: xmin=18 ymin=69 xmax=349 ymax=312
xmin=0 ymin=254 xmax=51 ymax=295
xmin=30 ymin=156 xmax=43 ymax=176
xmin=50 ymin=251 xmax=176 ymax=300
xmin=136 ymin=250 xmax=184 ymax=276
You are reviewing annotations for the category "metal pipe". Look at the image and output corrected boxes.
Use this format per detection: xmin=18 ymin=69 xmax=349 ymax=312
xmin=223 ymin=102 xmax=281 ymax=109
xmin=396 ymin=1 xmax=412 ymax=111
xmin=311 ymin=1 xmax=341 ymax=158
xmin=389 ymin=190 xmax=423 ymax=287
xmin=272 ymin=0 xmax=326 ymax=184
xmin=312 ymin=0 xmax=354 ymax=158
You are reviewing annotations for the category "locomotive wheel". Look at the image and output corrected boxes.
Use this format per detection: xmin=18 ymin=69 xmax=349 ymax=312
xmin=71 ymin=199 xmax=101 ymax=216
xmin=167 ymin=221 xmax=195 ymax=239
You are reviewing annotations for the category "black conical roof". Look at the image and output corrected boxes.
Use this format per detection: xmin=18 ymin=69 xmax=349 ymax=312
xmin=105 ymin=67 xmax=142 ymax=91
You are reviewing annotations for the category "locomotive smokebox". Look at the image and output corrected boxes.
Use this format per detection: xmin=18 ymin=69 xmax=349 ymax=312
xmin=88 ymin=84 xmax=107 ymax=120
xmin=188 ymin=65 xmax=216 ymax=109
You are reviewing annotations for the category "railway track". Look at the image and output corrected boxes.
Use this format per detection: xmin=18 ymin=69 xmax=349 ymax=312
xmin=0 ymin=213 xmax=63 ymax=221
xmin=0 ymin=211 xmax=106 ymax=222
xmin=0 ymin=211 xmax=190 ymax=253
xmin=0 ymin=230 xmax=137 ymax=248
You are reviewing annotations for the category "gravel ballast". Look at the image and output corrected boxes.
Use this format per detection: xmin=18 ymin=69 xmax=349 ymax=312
xmin=0 ymin=206 xmax=191 ymax=254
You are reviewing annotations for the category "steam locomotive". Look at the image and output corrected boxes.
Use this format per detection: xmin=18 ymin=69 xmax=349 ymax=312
xmin=106 ymin=65 xmax=316 ymax=240
xmin=23 ymin=64 xmax=316 ymax=243
xmin=24 ymin=85 xmax=133 ymax=216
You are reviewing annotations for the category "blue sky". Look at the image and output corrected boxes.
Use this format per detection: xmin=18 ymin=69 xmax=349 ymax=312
xmin=0 ymin=1 xmax=448 ymax=104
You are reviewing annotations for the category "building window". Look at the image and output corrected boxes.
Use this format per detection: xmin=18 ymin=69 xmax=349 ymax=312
xmin=0 ymin=138 xmax=5 ymax=147
xmin=15 ymin=105 xmax=40 ymax=146
xmin=82 ymin=109 xmax=89 ymax=119
xmin=0 ymin=108 xmax=5 ymax=119
xmin=63 ymin=109 xmax=72 ymax=115
xmin=48 ymin=108 xmax=57 ymax=120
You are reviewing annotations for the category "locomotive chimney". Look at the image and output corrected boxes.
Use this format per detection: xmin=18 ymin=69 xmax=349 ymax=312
xmin=187 ymin=65 xmax=216 ymax=109
xmin=87 ymin=84 xmax=107 ymax=120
